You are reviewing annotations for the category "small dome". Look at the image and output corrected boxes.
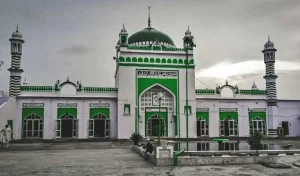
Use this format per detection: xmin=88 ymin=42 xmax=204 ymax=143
xmin=120 ymin=23 xmax=128 ymax=34
xmin=251 ymin=81 xmax=258 ymax=90
xmin=264 ymin=36 xmax=274 ymax=48
xmin=128 ymin=27 xmax=175 ymax=47
xmin=185 ymin=26 xmax=192 ymax=36
xmin=12 ymin=25 xmax=22 ymax=39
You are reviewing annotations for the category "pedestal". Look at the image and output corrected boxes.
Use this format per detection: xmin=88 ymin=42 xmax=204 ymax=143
xmin=156 ymin=145 xmax=174 ymax=159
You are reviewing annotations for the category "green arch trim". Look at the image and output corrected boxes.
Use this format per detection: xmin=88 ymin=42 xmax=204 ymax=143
xmin=145 ymin=110 xmax=168 ymax=136
xmin=196 ymin=112 xmax=209 ymax=121
xmin=89 ymin=108 xmax=110 ymax=119
xmin=57 ymin=108 xmax=77 ymax=119
xmin=219 ymin=111 xmax=238 ymax=121
xmin=22 ymin=108 xmax=44 ymax=120
xmin=248 ymin=112 xmax=266 ymax=121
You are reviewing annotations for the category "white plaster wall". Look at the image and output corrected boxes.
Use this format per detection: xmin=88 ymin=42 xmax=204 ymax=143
xmin=277 ymin=101 xmax=300 ymax=136
xmin=0 ymin=98 xmax=17 ymax=139
xmin=16 ymin=98 xmax=117 ymax=139
xmin=196 ymin=99 xmax=268 ymax=137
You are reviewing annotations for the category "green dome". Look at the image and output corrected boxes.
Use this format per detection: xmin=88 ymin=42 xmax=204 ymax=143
xmin=128 ymin=27 xmax=175 ymax=47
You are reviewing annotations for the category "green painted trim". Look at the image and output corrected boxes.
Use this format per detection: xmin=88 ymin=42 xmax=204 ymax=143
xmin=219 ymin=111 xmax=238 ymax=121
xmin=22 ymin=108 xmax=44 ymax=120
xmin=195 ymin=89 xmax=216 ymax=95
xmin=119 ymin=56 xmax=194 ymax=66
xmin=84 ymin=87 xmax=117 ymax=93
xmin=196 ymin=112 xmax=209 ymax=121
xmin=240 ymin=90 xmax=266 ymax=95
xmin=127 ymin=45 xmax=185 ymax=52
xmin=57 ymin=108 xmax=77 ymax=119
xmin=248 ymin=111 xmax=266 ymax=121
xmin=21 ymin=86 xmax=53 ymax=92
xmin=119 ymin=62 xmax=194 ymax=69
xmin=89 ymin=108 xmax=109 ymax=119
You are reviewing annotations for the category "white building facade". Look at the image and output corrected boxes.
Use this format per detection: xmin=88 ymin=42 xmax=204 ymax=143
xmin=1 ymin=17 xmax=300 ymax=140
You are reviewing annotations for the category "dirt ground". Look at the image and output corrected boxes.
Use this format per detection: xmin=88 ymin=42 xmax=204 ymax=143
xmin=0 ymin=144 xmax=300 ymax=176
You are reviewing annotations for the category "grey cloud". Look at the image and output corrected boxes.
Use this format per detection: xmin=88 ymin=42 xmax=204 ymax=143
xmin=60 ymin=45 xmax=92 ymax=56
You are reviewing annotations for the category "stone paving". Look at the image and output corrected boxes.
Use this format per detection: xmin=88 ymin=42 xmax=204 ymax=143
xmin=0 ymin=146 xmax=300 ymax=176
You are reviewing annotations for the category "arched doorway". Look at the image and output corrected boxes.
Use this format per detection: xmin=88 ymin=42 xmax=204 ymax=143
xmin=197 ymin=117 xmax=208 ymax=136
xmin=56 ymin=113 xmax=78 ymax=138
xmin=220 ymin=117 xmax=238 ymax=136
xmin=250 ymin=117 xmax=266 ymax=135
xmin=140 ymin=85 xmax=174 ymax=137
xmin=88 ymin=113 xmax=110 ymax=137
xmin=22 ymin=113 xmax=43 ymax=138
xmin=146 ymin=114 xmax=166 ymax=137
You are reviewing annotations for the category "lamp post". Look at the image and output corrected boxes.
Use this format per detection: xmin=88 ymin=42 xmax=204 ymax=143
xmin=184 ymin=38 xmax=196 ymax=151
xmin=157 ymin=93 xmax=163 ymax=145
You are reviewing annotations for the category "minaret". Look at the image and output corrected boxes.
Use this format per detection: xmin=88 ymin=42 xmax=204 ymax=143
xmin=183 ymin=26 xmax=195 ymax=50
xmin=262 ymin=36 xmax=277 ymax=105
xmin=8 ymin=25 xmax=24 ymax=97
xmin=119 ymin=23 xmax=128 ymax=47
xmin=262 ymin=36 xmax=278 ymax=132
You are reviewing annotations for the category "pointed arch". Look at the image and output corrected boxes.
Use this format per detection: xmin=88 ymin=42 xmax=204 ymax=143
xmin=92 ymin=113 xmax=108 ymax=119
xmin=139 ymin=83 xmax=176 ymax=104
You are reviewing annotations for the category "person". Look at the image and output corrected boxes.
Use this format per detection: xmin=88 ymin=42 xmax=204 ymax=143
xmin=0 ymin=125 xmax=13 ymax=149
xmin=143 ymin=138 xmax=154 ymax=160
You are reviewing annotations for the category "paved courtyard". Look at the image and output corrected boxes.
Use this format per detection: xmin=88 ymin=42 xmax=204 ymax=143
xmin=0 ymin=146 xmax=300 ymax=176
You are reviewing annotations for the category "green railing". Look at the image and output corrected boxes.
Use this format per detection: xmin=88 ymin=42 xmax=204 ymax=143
xmin=239 ymin=90 xmax=266 ymax=95
xmin=21 ymin=86 xmax=53 ymax=92
xmin=195 ymin=89 xmax=216 ymax=95
xmin=173 ymin=150 xmax=184 ymax=166
xmin=83 ymin=87 xmax=118 ymax=93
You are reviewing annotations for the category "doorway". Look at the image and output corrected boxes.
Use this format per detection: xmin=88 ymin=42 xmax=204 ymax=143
xmin=282 ymin=121 xmax=289 ymax=136
xmin=56 ymin=113 xmax=78 ymax=138
xmin=250 ymin=117 xmax=266 ymax=135
xmin=88 ymin=113 xmax=110 ymax=138
xmin=146 ymin=114 xmax=165 ymax=137
xmin=197 ymin=118 xmax=208 ymax=136
xmin=220 ymin=118 xmax=238 ymax=136
xmin=22 ymin=114 xmax=43 ymax=139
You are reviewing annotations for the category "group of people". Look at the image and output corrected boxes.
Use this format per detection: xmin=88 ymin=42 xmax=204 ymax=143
xmin=0 ymin=125 xmax=13 ymax=149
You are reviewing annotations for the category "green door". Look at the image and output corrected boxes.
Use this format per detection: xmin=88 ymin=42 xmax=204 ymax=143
xmin=282 ymin=121 xmax=289 ymax=136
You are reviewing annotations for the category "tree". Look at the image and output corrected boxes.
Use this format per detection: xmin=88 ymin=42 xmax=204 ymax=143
xmin=248 ymin=131 xmax=263 ymax=155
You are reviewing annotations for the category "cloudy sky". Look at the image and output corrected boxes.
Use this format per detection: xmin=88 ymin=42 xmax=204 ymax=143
xmin=0 ymin=0 xmax=300 ymax=99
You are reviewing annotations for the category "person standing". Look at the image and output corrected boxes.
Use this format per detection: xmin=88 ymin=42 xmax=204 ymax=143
xmin=1 ymin=125 xmax=13 ymax=149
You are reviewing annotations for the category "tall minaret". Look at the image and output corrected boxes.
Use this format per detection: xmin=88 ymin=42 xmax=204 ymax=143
xmin=8 ymin=26 xmax=24 ymax=97
xmin=262 ymin=36 xmax=278 ymax=131
xmin=262 ymin=36 xmax=277 ymax=105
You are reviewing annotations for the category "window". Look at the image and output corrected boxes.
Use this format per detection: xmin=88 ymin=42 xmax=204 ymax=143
xmin=22 ymin=114 xmax=43 ymax=138
xmin=249 ymin=117 xmax=266 ymax=135
xmin=197 ymin=118 xmax=209 ymax=136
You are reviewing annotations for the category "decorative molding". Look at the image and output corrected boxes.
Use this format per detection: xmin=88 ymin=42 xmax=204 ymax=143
xmin=145 ymin=107 xmax=167 ymax=112
xmin=22 ymin=103 xmax=44 ymax=108
xmin=89 ymin=103 xmax=110 ymax=108
xmin=248 ymin=108 xmax=266 ymax=112
xmin=57 ymin=103 xmax=77 ymax=108
xmin=219 ymin=108 xmax=238 ymax=112
xmin=118 ymin=56 xmax=194 ymax=65
xmin=196 ymin=108 xmax=209 ymax=112
xmin=127 ymin=45 xmax=185 ymax=52
xmin=137 ymin=70 xmax=178 ymax=79
xmin=119 ymin=62 xmax=194 ymax=69
xmin=124 ymin=104 xmax=131 ymax=115
xmin=195 ymin=89 xmax=215 ymax=95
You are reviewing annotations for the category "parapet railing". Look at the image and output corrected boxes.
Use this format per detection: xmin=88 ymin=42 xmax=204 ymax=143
xmin=182 ymin=149 xmax=300 ymax=157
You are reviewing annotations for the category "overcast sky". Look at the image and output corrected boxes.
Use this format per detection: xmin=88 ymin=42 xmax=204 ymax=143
xmin=0 ymin=0 xmax=300 ymax=99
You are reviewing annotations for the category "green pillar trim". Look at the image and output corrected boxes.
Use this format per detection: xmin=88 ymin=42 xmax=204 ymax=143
xmin=196 ymin=112 xmax=209 ymax=121
xmin=57 ymin=108 xmax=77 ymax=119
xmin=248 ymin=112 xmax=266 ymax=121
xmin=22 ymin=108 xmax=44 ymax=120
xmin=89 ymin=108 xmax=110 ymax=119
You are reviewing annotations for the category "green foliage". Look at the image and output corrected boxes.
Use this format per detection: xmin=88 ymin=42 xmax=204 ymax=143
xmin=248 ymin=131 xmax=263 ymax=154
xmin=130 ymin=132 xmax=143 ymax=145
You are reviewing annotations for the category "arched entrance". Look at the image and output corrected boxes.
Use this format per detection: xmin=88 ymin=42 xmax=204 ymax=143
xmin=197 ymin=117 xmax=208 ymax=136
xmin=250 ymin=117 xmax=266 ymax=135
xmin=22 ymin=113 xmax=43 ymax=138
xmin=146 ymin=114 xmax=166 ymax=137
xmin=56 ymin=113 xmax=78 ymax=138
xmin=88 ymin=113 xmax=110 ymax=137
xmin=140 ymin=85 xmax=174 ymax=137
xmin=220 ymin=117 xmax=238 ymax=136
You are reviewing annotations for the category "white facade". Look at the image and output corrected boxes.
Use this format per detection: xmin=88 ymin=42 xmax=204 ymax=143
xmin=1 ymin=21 xmax=300 ymax=140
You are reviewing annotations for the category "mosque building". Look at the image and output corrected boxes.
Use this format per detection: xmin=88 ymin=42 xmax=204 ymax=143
xmin=0 ymin=10 xmax=299 ymax=140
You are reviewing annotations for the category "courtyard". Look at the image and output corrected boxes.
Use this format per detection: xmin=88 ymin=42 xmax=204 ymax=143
xmin=0 ymin=143 xmax=300 ymax=176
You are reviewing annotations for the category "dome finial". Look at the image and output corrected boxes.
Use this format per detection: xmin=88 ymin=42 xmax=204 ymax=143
xmin=268 ymin=36 xmax=270 ymax=42
xmin=148 ymin=6 xmax=151 ymax=28
xmin=16 ymin=25 xmax=19 ymax=32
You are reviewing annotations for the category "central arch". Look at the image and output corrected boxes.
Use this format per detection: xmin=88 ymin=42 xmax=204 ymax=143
xmin=139 ymin=84 xmax=175 ymax=137
xmin=146 ymin=114 xmax=166 ymax=136
xmin=56 ymin=113 xmax=78 ymax=138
